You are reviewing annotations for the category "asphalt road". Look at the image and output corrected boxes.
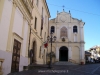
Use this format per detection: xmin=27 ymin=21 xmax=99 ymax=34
xmin=8 ymin=64 xmax=100 ymax=75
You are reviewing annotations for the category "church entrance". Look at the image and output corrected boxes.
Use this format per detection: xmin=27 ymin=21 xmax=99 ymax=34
xmin=59 ymin=46 xmax=68 ymax=61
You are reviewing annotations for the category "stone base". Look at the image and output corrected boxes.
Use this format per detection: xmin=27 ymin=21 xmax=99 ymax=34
xmin=0 ymin=71 xmax=3 ymax=75
xmin=55 ymin=59 xmax=59 ymax=62
xmin=80 ymin=59 xmax=85 ymax=65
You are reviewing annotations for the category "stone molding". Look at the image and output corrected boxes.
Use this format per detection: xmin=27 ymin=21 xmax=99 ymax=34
xmin=14 ymin=0 xmax=33 ymax=24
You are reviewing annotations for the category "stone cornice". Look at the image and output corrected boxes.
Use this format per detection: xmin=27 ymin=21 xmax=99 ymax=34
xmin=27 ymin=0 xmax=33 ymax=9
xmin=14 ymin=0 xmax=33 ymax=23
xmin=31 ymin=28 xmax=44 ymax=43
xmin=33 ymin=2 xmax=41 ymax=18
xmin=42 ymin=0 xmax=50 ymax=18
xmin=49 ymin=41 xmax=85 ymax=44
xmin=13 ymin=32 xmax=23 ymax=40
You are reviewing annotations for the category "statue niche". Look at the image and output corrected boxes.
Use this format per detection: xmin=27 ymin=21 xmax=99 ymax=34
xmin=60 ymin=27 xmax=67 ymax=38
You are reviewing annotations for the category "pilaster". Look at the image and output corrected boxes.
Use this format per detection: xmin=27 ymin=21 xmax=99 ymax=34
xmin=80 ymin=26 xmax=84 ymax=42
xmin=22 ymin=17 xmax=26 ymax=37
xmin=0 ymin=0 xmax=5 ymax=21
xmin=56 ymin=47 xmax=59 ymax=61
xmin=68 ymin=24 xmax=71 ymax=41
xmin=56 ymin=26 xmax=59 ymax=41
xmin=80 ymin=44 xmax=85 ymax=63
xmin=25 ymin=23 xmax=30 ymax=58
xmin=68 ymin=46 xmax=72 ymax=59
xmin=6 ymin=2 xmax=16 ymax=52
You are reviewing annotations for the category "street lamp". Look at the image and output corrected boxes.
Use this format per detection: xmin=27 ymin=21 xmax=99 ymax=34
xmin=47 ymin=32 xmax=56 ymax=68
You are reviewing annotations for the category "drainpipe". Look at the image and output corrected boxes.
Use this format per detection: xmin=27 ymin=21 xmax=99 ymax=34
xmin=28 ymin=24 xmax=31 ymax=65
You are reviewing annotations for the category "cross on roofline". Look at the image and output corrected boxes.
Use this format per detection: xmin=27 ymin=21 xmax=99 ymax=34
xmin=62 ymin=5 xmax=65 ymax=11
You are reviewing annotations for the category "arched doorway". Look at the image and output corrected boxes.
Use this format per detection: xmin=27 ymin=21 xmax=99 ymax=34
xmin=30 ymin=41 xmax=36 ymax=64
xmin=59 ymin=46 xmax=68 ymax=61
xmin=32 ymin=41 xmax=36 ymax=63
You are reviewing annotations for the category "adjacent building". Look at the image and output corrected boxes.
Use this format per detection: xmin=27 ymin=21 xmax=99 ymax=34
xmin=88 ymin=45 xmax=100 ymax=59
xmin=48 ymin=10 xmax=85 ymax=64
xmin=29 ymin=0 xmax=50 ymax=65
xmin=0 ymin=0 xmax=50 ymax=74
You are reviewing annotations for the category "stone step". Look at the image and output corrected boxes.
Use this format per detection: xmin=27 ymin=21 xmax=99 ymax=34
xmin=54 ymin=61 xmax=78 ymax=65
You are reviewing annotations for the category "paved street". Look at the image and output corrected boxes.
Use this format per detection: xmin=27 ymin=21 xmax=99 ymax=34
xmin=8 ymin=64 xmax=100 ymax=75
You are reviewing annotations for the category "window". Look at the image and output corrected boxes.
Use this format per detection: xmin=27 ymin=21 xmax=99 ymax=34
xmin=73 ymin=26 xmax=78 ymax=33
xmin=34 ymin=17 xmax=37 ymax=29
xmin=36 ymin=0 xmax=39 ymax=7
xmin=60 ymin=27 xmax=67 ymax=37
xmin=50 ymin=26 xmax=55 ymax=33
xmin=40 ymin=7 xmax=44 ymax=31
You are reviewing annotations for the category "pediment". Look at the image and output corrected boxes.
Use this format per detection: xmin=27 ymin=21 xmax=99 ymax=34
xmin=57 ymin=12 xmax=70 ymax=22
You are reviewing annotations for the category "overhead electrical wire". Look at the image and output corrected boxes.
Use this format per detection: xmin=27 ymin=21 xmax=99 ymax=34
xmin=47 ymin=3 xmax=100 ymax=16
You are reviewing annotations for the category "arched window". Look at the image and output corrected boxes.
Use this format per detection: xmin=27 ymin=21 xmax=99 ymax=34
xmin=60 ymin=27 xmax=67 ymax=37
xmin=73 ymin=26 xmax=78 ymax=33
xmin=50 ymin=26 xmax=55 ymax=33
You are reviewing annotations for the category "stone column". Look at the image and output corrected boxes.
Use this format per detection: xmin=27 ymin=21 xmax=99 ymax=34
xmin=80 ymin=44 xmax=85 ymax=63
xmin=6 ymin=2 xmax=16 ymax=52
xmin=0 ymin=0 xmax=5 ymax=21
xmin=80 ymin=47 xmax=82 ymax=61
xmin=68 ymin=47 xmax=72 ymax=59
xmin=81 ymin=46 xmax=85 ymax=60
xmin=68 ymin=25 xmax=71 ymax=41
xmin=56 ymin=26 xmax=60 ymax=41
xmin=80 ymin=27 xmax=84 ymax=42
xmin=56 ymin=47 xmax=59 ymax=61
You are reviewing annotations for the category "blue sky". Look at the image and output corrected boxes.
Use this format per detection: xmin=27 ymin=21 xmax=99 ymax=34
xmin=46 ymin=0 xmax=100 ymax=50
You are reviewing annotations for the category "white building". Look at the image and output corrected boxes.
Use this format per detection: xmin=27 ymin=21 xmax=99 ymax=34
xmin=29 ymin=0 xmax=50 ymax=65
xmin=0 ymin=0 xmax=33 ymax=74
xmin=48 ymin=10 xmax=85 ymax=64
xmin=0 ymin=0 xmax=50 ymax=74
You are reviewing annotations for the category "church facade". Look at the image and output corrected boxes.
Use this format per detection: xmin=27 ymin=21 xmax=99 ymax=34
xmin=48 ymin=10 xmax=85 ymax=64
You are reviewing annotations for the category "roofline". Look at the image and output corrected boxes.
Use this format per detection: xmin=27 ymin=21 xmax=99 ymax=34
xmin=43 ymin=0 xmax=51 ymax=18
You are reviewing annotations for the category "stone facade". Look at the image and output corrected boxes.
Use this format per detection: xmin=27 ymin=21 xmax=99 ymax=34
xmin=0 ymin=0 xmax=33 ymax=74
xmin=29 ymin=0 xmax=50 ymax=65
xmin=48 ymin=10 xmax=85 ymax=64
xmin=0 ymin=0 xmax=50 ymax=74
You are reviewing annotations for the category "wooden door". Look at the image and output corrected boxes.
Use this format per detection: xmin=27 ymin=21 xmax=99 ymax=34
xmin=11 ymin=39 xmax=21 ymax=73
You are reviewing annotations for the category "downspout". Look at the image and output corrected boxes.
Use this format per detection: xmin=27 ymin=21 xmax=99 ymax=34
xmin=28 ymin=24 xmax=31 ymax=65
xmin=46 ymin=17 xmax=49 ymax=64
